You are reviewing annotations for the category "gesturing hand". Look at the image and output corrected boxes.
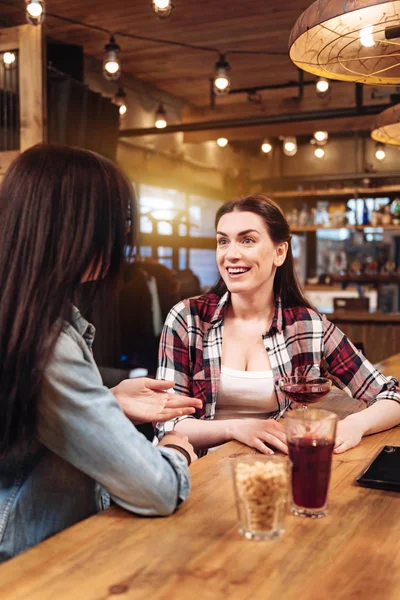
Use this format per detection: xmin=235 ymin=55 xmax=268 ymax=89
xmin=112 ymin=378 xmax=203 ymax=424
xmin=229 ymin=419 xmax=288 ymax=455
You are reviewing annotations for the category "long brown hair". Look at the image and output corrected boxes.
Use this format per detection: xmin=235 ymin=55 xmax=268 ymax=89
xmin=210 ymin=194 xmax=311 ymax=308
xmin=0 ymin=144 xmax=136 ymax=453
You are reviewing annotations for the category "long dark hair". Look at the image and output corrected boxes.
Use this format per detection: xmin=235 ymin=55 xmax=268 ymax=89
xmin=210 ymin=194 xmax=311 ymax=309
xmin=0 ymin=144 xmax=136 ymax=453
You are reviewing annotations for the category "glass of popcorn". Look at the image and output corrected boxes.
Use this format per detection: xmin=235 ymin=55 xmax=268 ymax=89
xmin=232 ymin=455 xmax=290 ymax=540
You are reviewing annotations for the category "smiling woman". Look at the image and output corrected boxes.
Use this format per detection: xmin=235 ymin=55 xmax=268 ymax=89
xmin=157 ymin=195 xmax=400 ymax=457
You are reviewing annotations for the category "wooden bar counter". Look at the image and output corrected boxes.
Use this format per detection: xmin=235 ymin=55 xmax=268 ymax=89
xmin=1 ymin=355 xmax=400 ymax=600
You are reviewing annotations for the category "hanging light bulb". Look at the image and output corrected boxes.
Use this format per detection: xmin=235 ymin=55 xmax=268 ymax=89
xmin=103 ymin=35 xmax=121 ymax=81
xmin=261 ymin=140 xmax=272 ymax=154
xmin=313 ymin=130 xmax=328 ymax=143
xmin=3 ymin=52 xmax=17 ymax=70
xmin=25 ymin=0 xmax=45 ymax=26
xmin=152 ymin=0 xmax=173 ymax=19
xmin=283 ymin=137 xmax=297 ymax=156
xmin=360 ymin=25 xmax=375 ymax=48
xmin=316 ymin=76 xmax=329 ymax=96
xmin=217 ymin=137 xmax=228 ymax=148
xmin=114 ymin=88 xmax=127 ymax=116
xmin=213 ymin=55 xmax=231 ymax=96
xmin=375 ymin=143 xmax=386 ymax=161
xmin=314 ymin=147 xmax=325 ymax=159
xmin=155 ymin=104 xmax=167 ymax=129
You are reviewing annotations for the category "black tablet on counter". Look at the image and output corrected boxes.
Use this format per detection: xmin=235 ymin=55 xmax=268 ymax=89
xmin=356 ymin=445 xmax=400 ymax=492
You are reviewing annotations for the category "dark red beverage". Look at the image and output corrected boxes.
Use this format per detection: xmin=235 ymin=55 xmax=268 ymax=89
xmin=281 ymin=383 xmax=329 ymax=405
xmin=288 ymin=437 xmax=334 ymax=508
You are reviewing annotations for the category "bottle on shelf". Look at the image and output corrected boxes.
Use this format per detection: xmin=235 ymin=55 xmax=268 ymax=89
xmin=362 ymin=199 xmax=370 ymax=226
xmin=393 ymin=198 xmax=400 ymax=226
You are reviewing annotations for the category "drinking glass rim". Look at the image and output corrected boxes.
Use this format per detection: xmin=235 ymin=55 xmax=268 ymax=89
xmin=277 ymin=376 xmax=331 ymax=385
xmin=284 ymin=407 xmax=338 ymax=422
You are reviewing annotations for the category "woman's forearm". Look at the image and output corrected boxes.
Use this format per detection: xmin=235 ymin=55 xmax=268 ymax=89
xmin=344 ymin=399 xmax=400 ymax=436
xmin=174 ymin=418 xmax=235 ymax=449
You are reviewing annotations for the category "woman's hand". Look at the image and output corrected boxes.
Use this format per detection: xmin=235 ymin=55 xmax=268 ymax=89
xmin=111 ymin=378 xmax=202 ymax=424
xmin=159 ymin=431 xmax=198 ymax=464
xmin=229 ymin=419 xmax=288 ymax=455
xmin=334 ymin=417 xmax=365 ymax=454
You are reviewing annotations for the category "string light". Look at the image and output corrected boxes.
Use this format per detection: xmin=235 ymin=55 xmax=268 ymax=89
xmin=314 ymin=147 xmax=325 ymax=159
xmin=316 ymin=77 xmax=329 ymax=96
xmin=213 ymin=55 xmax=231 ymax=96
xmin=283 ymin=137 xmax=297 ymax=156
xmin=103 ymin=35 xmax=121 ymax=81
xmin=360 ymin=25 xmax=375 ymax=48
xmin=3 ymin=52 xmax=16 ymax=70
xmin=217 ymin=137 xmax=228 ymax=148
xmin=375 ymin=143 xmax=386 ymax=161
xmin=261 ymin=140 xmax=272 ymax=154
xmin=314 ymin=131 xmax=328 ymax=143
xmin=155 ymin=104 xmax=167 ymax=129
xmin=152 ymin=0 xmax=173 ymax=19
xmin=114 ymin=88 xmax=127 ymax=116
xmin=25 ymin=0 xmax=45 ymax=26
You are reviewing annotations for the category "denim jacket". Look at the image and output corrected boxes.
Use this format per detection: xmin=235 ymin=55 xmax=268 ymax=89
xmin=0 ymin=307 xmax=190 ymax=563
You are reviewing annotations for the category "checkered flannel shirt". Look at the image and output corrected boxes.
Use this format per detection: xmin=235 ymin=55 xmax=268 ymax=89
xmin=156 ymin=291 xmax=400 ymax=438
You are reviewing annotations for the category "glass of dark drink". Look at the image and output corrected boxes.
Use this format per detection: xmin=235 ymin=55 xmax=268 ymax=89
xmin=277 ymin=375 xmax=332 ymax=408
xmin=284 ymin=408 xmax=338 ymax=518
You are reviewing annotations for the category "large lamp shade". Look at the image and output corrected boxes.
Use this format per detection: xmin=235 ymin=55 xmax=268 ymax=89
xmin=289 ymin=0 xmax=400 ymax=84
xmin=371 ymin=103 xmax=400 ymax=144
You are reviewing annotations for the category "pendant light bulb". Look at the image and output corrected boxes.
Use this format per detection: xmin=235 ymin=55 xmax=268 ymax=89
xmin=316 ymin=76 xmax=329 ymax=96
xmin=314 ymin=130 xmax=328 ymax=143
xmin=155 ymin=104 xmax=167 ymax=129
xmin=261 ymin=140 xmax=272 ymax=154
xmin=283 ymin=136 xmax=297 ymax=156
xmin=217 ymin=137 xmax=228 ymax=148
xmin=103 ymin=35 xmax=121 ymax=81
xmin=3 ymin=52 xmax=17 ymax=70
xmin=360 ymin=25 xmax=375 ymax=48
xmin=213 ymin=55 xmax=231 ymax=96
xmin=114 ymin=88 xmax=127 ymax=117
xmin=314 ymin=147 xmax=325 ymax=159
xmin=152 ymin=0 xmax=173 ymax=19
xmin=375 ymin=143 xmax=386 ymax=161
xmin=25 ymin=0 xmax=45 ymax=26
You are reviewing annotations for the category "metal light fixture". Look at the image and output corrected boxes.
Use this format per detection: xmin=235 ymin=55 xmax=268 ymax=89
xmin=3 ymin=52 xmax=17 ymax=70
xmin=314 ymin=147 xmax=325 ymax=159
xmin=152 ymin=0 xmax=173 ymax=18
xmin=316 ymin=77 xmax=329 ymax=96
xmin=114 ymin=88 xmax=127 ymax=116
xmin=217 ymin=137 xmax=228 ymax=148
xmin=314 ymin=130 xmax=328 ymax=143
xmin=289 ymin=0 xmax=400 ymax=85
xmin=371 ymin=103 xmax=400 ymax=145
xmin=155 ymin=104 xmax=167 ymax=129
xmin=283 ymin=136 xmax=297 ymax=156
xmin=261 ymin=140 xmax=272 ymax=154
xmin=25 ymin=0 xmax=45 ymax=26
xmin=213 ymin=55 xmax=231 ymax=96
xmin=375 ymin=143 xmax=386 ymax=160
xmin=103 ymin=35 xmax=121 ymax=81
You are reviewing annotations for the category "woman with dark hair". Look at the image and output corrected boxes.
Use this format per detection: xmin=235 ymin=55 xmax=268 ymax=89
xmin=0 ymin=144 xmax=200 ymax=562
xmin=157 ymin=195 xmax=400 ymax=454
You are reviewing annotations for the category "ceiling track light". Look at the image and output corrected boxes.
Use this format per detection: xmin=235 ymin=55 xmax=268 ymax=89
xmin=261 ymin=140 xmax=272 ymax=154
xmin=213 ymin=54 xmax=231 ymax=96
xmin=152 ymin=0 xmax=173 ymax=18
xmin=313 ymin=130 xmax=328 ymax=143
xmin=25 ymin=0 xmax=45 ymax=26
xmin=316 ymin=76 xmax=330 ymax=96
xmin=314 ymin=147 xmax=325 ymax=159
xmin=217 ymin=137 xmax=228 ymax=147
xmin=155 ymin=104 xmax=167 ymax=129
xmin=3 ymin=51 xmax=17 ymax=70
xmin=114 ymin=87 xmax=127 ymax=116
xmin=283 ymin=136 xmax=297 ymax=156
xmin=103 ymin=35 xmax=121 ymax=81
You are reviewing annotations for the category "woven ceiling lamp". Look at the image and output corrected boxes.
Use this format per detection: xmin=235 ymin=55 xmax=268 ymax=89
xmin=289 ymin=0 xmax=400 ymax=84
xmin=371 ymin=103 xmax=400 ymax=144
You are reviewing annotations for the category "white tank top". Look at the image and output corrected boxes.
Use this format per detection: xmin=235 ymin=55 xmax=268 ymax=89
xmin=215 ymin=365 xmax=278 ymax=420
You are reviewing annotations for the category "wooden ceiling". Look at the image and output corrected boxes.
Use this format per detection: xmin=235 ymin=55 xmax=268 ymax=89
xmin=0 ymin=0 xmax=394 ymax=140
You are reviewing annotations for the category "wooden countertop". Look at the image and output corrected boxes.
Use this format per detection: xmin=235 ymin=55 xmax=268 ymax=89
xmin=1 ymin=355 xmax=400 ymax=599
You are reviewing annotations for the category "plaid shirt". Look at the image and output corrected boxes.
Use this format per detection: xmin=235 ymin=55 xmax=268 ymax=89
xmin=156 ymin=291 xmax=400 ymax=437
